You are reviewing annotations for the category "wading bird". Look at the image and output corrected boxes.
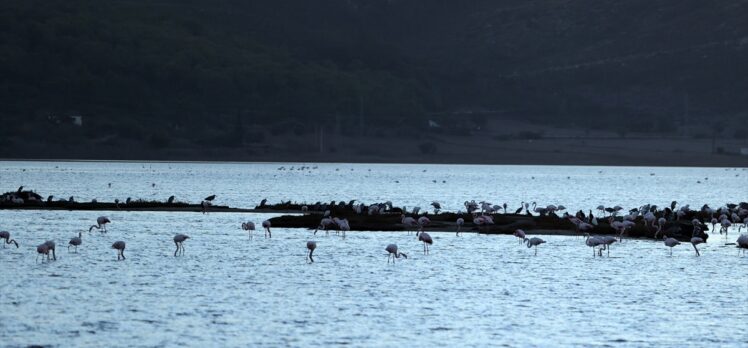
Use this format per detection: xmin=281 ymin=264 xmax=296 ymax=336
xmin=737 ymin=234 xmax=748 ymax=256
xmin=386 ymin=244 xmax=407 ymax=263
xmin=262 ymin=220 xmax=271 ymax=238
xmin=0 ymin=231 xmax=18 ymax=248
xmin=89 ymin=216 xmax=111 ymax=233
xmin=663 ymin=236 xmax=681 ymax=256
xmin=513 ymin=229 xmax=526 ymax=244
xmin=417 ymin=231 xmax=433 ymax=254
xmin=68 ymin=231 xmax=82 ymax=253
xmin=36 ymin=243 xmax=50 ymax=262
xmin=307 ymin=241 xmax=316 ymax=263
xmin=525 ymin=237 xmax=545 ymax=255
xmin=112 ymin=241 xmax=126 ymax=260
xmin=456 ymin=218 xmax=464 ymax=236
xmin=44 ymin=240 xmax=56 ymax=260
xmin=690 ymin=225 xmax=705 ymax=256
xmin=173 ymin=234 xmax=189 ymax=256
xmin=242 ymin=222 xmax=255 ymax=239
xmin=584 ymin=233 xmax=605 ymax=257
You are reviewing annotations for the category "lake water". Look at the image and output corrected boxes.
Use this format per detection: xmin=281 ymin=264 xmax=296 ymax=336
xmin=1 ymin=161 xmax=747 ymax=347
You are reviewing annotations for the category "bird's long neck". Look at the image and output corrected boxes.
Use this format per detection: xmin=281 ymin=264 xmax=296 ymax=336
xmin=6 ymin=239 xmax=18 ymax=248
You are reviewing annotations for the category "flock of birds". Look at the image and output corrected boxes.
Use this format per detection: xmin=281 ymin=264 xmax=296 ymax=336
xmin=3 ymin=199 xmax=748 ymax=263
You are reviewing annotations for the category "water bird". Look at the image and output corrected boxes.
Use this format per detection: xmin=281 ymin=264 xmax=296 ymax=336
xmin=68 ymin=231 xmax=82 ymax=252
xmin=262 ymin=220 xmax=272 ymax=238
xmin=44 ymin=240 xmax=56 ymax=260
xmin=204 ymin=195 xmax=216 ymax=201
xmin=524 ymin=237 xmax=545 ymax=255
xmin=690 ymin=224 xmax=705 ymax=256
xmin=168 ymin=195 xmax=175 ymax=203
xmin=89 ymin=216 xmax=111 ymax=233
xmin=242 ymin=222 xmax=255 ymax=238
xmin=456 ymin=218 xmax=464 ymax=236
xmin=513 ymin=229 xmax=526 ymax=244
xmin=0 ymin=231 xmax=19 ymax=248
xmin=36 ymin=243 xmax=50 ymax=262
xmin=307 ymin=241 xmax=316 ymax=262
xmin=417 ymin=231 xmax=433 ymax=254
xmin=401 ymin=215 xmax=417 ymax=234
xmin=584 ymin=234 xmax=605 ymax=257
xmin=112 ymin=241 xmax=126 ymax=260
xmin=663 ymin=236 xmax=681 ymax=256
xmin=385 ymin=244 xmax=407 ymax=263
xmin=173 ymin=234 xmax=189 ymax=256
xmin=737 ymin=234 xmax=748 ymax=256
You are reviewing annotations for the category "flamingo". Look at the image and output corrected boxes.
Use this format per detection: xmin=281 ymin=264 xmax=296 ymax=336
xmin=242 ymin=222 xmax=255 ymax=239
xmin=36 ymin=243 xmax=50 ymax=262
xmin=417 ymin=232 xmax=433 ymax=254
xmin=385 ymin=244 xmax=407 ymax=263
xmin=456 ymin=218 xmax=464 ymax=236
xmin=112 ymin=241 xmax=126 ymax=260
xmin=89 ymin=216 xmax=111 ymax=233
xmin=601 ymin=236 xmax=617 ymax=256
xmin=737 ymin=234 xmax=748 ymax=256
xmin=513 ymin=229 xmax=526 ymax=244
xmin=315 ymin=217 xmax=336 ymax=235
xmin=690 ymin=226 xmax=704 ymax=257
xmin=417 ymin=216 xmax=431 ymax=232
xmin=524 ymin=237 xmax=545 ymax=255
xmin=401 ymin=215 xmax=417 ymax=234
xmin=663 ymin=236 xmax=681 ymax=256
xmin=262 ymin=220 xmax=271 ymax=238
xmin=173 ymin=234 xmax=189 ymax=256
xmin=43 ymin=240 xmax=56 ymax=260
xmin=307 ymin=241 xmax=317 ymax=262
xmin=68 ymin=231 xmax=82 ymax=253
xmin=584 ymin=233 xmax=605 ymax=257
xmin=0 ymin=231 xmax=18 ymax=248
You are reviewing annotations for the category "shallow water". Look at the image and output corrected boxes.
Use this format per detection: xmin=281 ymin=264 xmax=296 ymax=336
xmin=2 ymin=161 xmax=748 ymax=347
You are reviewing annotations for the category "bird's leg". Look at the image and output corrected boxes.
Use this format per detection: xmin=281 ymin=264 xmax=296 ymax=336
xmin=174 ymin=242 xmax=179 ymax=257
xmin=693 ymin=244 xmax=699 ymax=256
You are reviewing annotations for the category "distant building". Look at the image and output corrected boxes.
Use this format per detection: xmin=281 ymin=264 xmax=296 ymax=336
xmin=70 ymin=115 xmax=83 ymax=126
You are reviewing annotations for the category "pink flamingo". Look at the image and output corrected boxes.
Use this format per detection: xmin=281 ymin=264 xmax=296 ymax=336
xmin=456 ymin=218 xmax=464 ymax=236
xmin=262 ymin=220 xmax=271 ymax=238
xmin=417 ymin=231 xmax=433 ymax=254
xmin=513 ymin=229 xmax=526 ymax=244
xmin=307 ymin=241 xmax=317 ymax=262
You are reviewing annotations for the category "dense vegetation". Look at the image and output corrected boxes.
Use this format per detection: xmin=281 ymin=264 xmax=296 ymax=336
xmin=1 ymin=1 xmax=746 ymax=154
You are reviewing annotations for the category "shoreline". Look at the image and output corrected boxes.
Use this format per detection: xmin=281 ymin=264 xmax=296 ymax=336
xmin=1 ymin=157 xmax=746 ymax=169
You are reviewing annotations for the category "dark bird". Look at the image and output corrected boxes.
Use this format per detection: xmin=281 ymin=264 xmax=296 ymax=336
xmin=47 ymin=195 xmax=54 ymax=203
xmin=307 ymin=241 xmax=317 ymax=263
xmin=173 ymin=234 xmax=189 ymax=256
xmin=168 ymin=195 xmax=175 ymax=204
xmin=112 ymin=241 xmax=126 ymax=260
xmin=17 ymin=186 xmax=23 ymax=193
xmin=68 ymin=231 xmax=82 ymax=252
xmin=204 ymin=195 xmax=216 ymax=201
xmin=0 ymin=231 xmax=19 ymax=248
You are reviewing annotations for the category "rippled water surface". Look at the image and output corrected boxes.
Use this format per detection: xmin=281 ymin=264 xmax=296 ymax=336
xmin=1 ymin=161 xmax=748 ymax=347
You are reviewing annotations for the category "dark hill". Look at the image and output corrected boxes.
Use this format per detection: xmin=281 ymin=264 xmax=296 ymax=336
xmin=1 ymin=1 xmax=746 ymax=161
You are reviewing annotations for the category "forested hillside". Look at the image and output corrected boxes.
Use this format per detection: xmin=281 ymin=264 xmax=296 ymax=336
xmin=1 ymin=1 xmax=746 ymax=160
